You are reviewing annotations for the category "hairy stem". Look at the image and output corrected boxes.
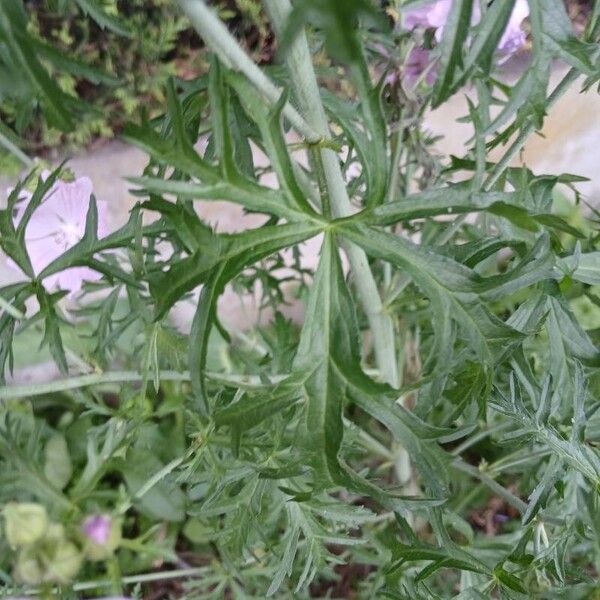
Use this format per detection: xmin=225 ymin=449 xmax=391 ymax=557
xmin=264 ymin=0 xmax=399 ymax=387
xmin=176 ymin=0 xmax=320 ymax=143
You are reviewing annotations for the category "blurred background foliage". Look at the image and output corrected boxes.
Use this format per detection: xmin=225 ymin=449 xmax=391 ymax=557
xmin=0 ymin=0 xmax=271 ymax=173
xmin=0 ymin=0 xmax=593 ymax=174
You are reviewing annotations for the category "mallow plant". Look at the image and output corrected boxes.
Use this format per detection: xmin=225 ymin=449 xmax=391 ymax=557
xmin=1 ymin=0 xmax=600 ymax=598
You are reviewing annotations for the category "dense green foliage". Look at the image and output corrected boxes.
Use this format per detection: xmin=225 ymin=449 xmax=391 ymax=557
xmin=1 ymin=0 xmax=600 ymax=598
xmin=0 ymin=0 xmax=267 ymax=169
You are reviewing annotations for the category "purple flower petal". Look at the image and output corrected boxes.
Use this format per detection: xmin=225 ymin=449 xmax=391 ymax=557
xmin=82 ymin=514 xmax=112 ymax=545
xmin=404 ymin=47 xmax=437 ymax=85
xmin=404 ymin=0 xmax=528 ymax=57
xmin=403 ymin=0 xmax=452 ymax=31
xmin=5 ymin=175 xmax=110 ymax=294
xmin=498 ymin=0 xmax=529 ymax=55
xmin=404 ymin=4 xmax=434 ymax=30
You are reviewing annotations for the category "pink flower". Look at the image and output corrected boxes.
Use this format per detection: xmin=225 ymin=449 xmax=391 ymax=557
xmin=404 ymin=47 xmax=437 ymax=85
xmin=498 ymin=0 xmax=529 ymax=56
xmin=404 ymin=0 xmax=452 ymax=34
xmin=6 ymin=172 xmax=108 ymax=294
xmin=404 ymin=0 xmax=529 ymax=55
xmin=82 ymin=514 xmax=112 ymax=545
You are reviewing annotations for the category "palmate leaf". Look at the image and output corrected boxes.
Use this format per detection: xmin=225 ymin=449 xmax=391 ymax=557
xmin=522 ymin=455 xmax=563 ymax=524
xmin=226 ymin=72 xmax=318 ymax=215
xmin=208 ymin=57 xmax=239 ymax=182
xmin=126 ymin=103 xmax=308 ymax=222
xmin=0 ymin=168 xmax=64 ymax=278
xmin=141 ymin=197 xmax=213 ymax=255
xmin=181 ymin=222 xmax=322 ymax=412
xmin=491 ymin=369 xmax=600 ymax=488
xmin=126 ymin=76 xmax=315 ymax=222
xmin=546 ymin=292 xmax=600 ymax=365
xmin=38 ymin=197 xmax=142 ymax=289
xmin=150 ymin=222 xmax=322 ymax=319
xmin=340 ymin=224 xmax=529 ymax=368
xmin=321 ymin=90 xmax=386 ymax=206
xmin=442 ymin=0 xmax=516 ymax=100
xmin=0 ymin=283 xmax=31 ymax=382
xmin=362 ymin=182 xmax=584 ymax=240
xmin=544 ymin=288 xmax=600 ymax=397
xmin=468 ymin=0 xmax=516 ymax=72
xmin=557 ymin=252 xmax=600 ymax=285
xmin=293 ymin=233 xmax=451 ymax=503
xmin=129 ymin=176 xmax=303 ymax=222
xmin=536 ymin=0 xmax=596 ymax=75
xmin=36 ymin=288 xmax=68 ymax=375
xmin=213 ymin=370 xmax=309 ymax=431
xmin=386 ymin=542 xmax=487 ymax=581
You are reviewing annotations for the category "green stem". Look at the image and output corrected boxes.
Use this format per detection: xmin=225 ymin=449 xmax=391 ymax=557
xmin=483 ymin=67 xmax=580 ymax=191
xmin=0 ymin=295 xmax=25 ymax=320
xmin=452 ymin=459 xmax=527 ymax=514
xmin=0 ymin=370 xmax=289 ymax=401
xmin=487 ymin=448 xmax=550 ymax=475
xmin=13 ymin=567 xmax=212 ymax=597
xmin=451 ymin=421 xmax=512 ymax=456
xmin=176 ymin=0 xmax=320 ymax=143
xmin=452 ymin=458 xmax=564 ymax=526
xmin=0 ymin=123 xmax=34 ymax=168
xmin=383 ymin=129 xmax=404 ymax=289
xmin=264 ymin=0 xmax=399 ymax=388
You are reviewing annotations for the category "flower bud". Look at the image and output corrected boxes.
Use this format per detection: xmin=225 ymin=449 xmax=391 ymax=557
xmin=81 ymin=514 xmax=122 ymax=561
xmin=45 ymin=540 xmax=82 ymax=584
xmin=3 ymin=503 xmax=48 ymax=548
xmin=13 ymin=547 xmax=44 ymax=585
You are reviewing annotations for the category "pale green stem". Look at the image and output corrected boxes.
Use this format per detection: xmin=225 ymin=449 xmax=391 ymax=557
xmin=0 ymin=124 xmax=34 ymax=168
xmin=0 ymin=370 xmax=288 ymax=401
xmin=176 ymin=0 xmax=320 ymax=143
xmin=452 ymin=458 xmax=564 ymax=526
xmin=451 ymin=459 xmax=528 ymax=513
xmin=12 ymin=567 xmax=212 ymax=597
xmin=0 ymin=295 xmax=25 ymax=319
xmin=383 ymin=130 xmax=404 ymax=289
xmin=264 ymin=0 xmax=399 ymax=388
xmin=451 ymin=421 xmax=512 ymax=456
xmin=483 ymin=67 xmax=580 ymax=191
xmin=487 ymin=448 xmax=551 ymax=475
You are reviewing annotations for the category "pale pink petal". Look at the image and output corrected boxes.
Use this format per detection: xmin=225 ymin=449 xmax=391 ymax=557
xmin=404 ymin=0 xmax=452 ymax=31
xmin=44 ymin=267 xmax=103 ymax=294
xmin=427 ymin=0 xmax=453 ymax=29
xmin=404 ymin=4 xmax=434 ymax=30
xmin=404 ymin=47 xmax=437 ymax=85
xmin=4 ymin=174 xmax=111 ymax=295
xmin=498 ymin=0 xmax=529 ymax=55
